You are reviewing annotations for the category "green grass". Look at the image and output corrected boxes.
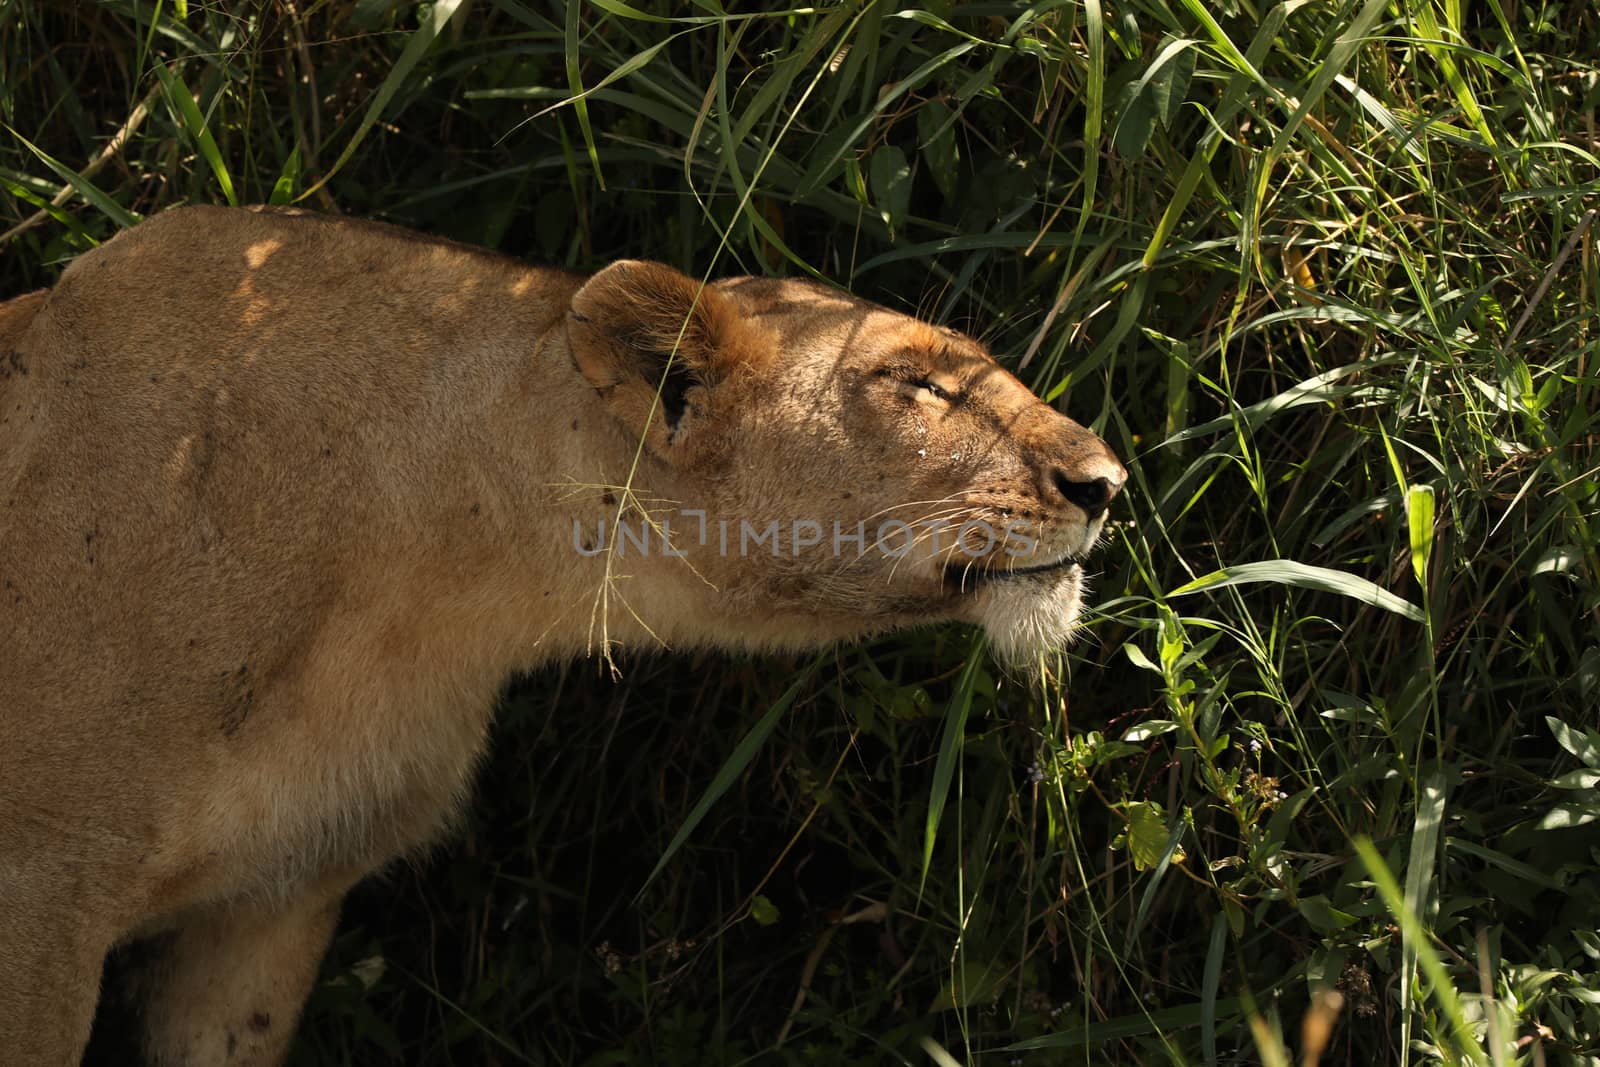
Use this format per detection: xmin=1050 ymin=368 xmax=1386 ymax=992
xmin=6 ymin=1 xmax=1599 ymax=1064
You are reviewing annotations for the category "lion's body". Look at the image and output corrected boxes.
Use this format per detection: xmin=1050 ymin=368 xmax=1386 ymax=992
xmin=0 ymin=206 xmax=1123 ymax=1065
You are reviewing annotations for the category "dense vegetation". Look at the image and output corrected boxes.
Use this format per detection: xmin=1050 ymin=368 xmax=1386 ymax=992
xmin=4 ymin=1 xmax=1597 ymax=1063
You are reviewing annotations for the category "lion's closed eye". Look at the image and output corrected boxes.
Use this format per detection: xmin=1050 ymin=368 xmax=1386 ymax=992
xmin=875 ymin=366 xmax=962 ymax=405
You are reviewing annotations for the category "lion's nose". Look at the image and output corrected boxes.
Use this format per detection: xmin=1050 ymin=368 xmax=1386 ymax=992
xmin=1049 ymin=458 xmax=1126 ymax=520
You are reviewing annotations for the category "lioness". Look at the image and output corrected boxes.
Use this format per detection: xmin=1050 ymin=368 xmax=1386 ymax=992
xmin=0 ymin=205 xmax=1124 ymax=1065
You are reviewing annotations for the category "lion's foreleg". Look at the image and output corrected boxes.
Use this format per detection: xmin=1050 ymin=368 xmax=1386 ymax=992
xmin=0 ymin=874 xmax=109 ymax=1067
xmin=135 ymin=878 xmax=353 ymax=1067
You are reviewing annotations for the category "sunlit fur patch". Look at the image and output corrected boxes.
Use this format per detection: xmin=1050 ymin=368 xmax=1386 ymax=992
xmin=971 ymin=564 xmax=1087 ymax=670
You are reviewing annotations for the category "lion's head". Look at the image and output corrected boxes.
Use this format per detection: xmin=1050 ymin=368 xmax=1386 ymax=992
xmin=564 ymin=260 xmax=1126 ymax=667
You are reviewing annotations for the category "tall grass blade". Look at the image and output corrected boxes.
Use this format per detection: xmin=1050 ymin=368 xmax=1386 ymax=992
xmin=1001 ymin=997 xmax=1244 ymax=1051
xmin=1201 ymin=912 xmax=1225 ymax=1066
xmin=3 ymin=126 xmax=139 ymax=229
xmin=1168 ymin=560 xmax=1424 ymax=622
xmin=919 ymin=644 xmax=984 ymax=895
xmin=1400 ymin=770 xmax=1448 ymax=1063
xmin=635 ymin=659 xmax=820 ymax=897
xmin=151 ymin=64 xmax=236 ymax=206
xmin=1355 ymin=836 xmax=1487 ymax=1065
xmin=299 ymin=0 xmax=462 ymax=201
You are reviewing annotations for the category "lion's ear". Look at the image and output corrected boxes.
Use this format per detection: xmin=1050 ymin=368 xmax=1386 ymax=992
xmin=566 ymin=260 xmax=757 ymax=461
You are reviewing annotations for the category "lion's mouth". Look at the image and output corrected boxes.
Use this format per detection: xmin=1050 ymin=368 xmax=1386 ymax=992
xmin=942 ymin=555 xmax=1082 ymax=590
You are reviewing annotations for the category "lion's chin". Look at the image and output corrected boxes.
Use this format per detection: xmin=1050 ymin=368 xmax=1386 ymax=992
xmin=969 ymin=564 xmax=1086 ymax=670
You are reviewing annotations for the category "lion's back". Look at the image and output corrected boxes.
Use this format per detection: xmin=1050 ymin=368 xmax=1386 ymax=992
xmin=0 ymin=206 xmax=547 ymax=747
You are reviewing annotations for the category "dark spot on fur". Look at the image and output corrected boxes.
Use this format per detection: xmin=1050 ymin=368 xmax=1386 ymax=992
xmin=569 ymin=310 xmax=592 ymax=324
xmin=470 ymin=502 xmax=481 ymax=516
xmin=321 ymin=446 xmax=333 ymax=458
xmin=219 ymin=664 xmax=253 ymax=737
xmin=190 ymin=430 xmax=218 ymax=486
xmin=840 ymin=491 xmax=852 ymax=499
xmin=0 ymin=349 xmax=27 ymax=378
xmin=247 ymin=1012 xmax=271 ymax=1033
xmin=570 ymin=419 xmax=580 ymax=431
xmin=226 ymin=1031 xmax=238 ymax=1057
xmin=600 ymin=491 xmax=616 ymax=506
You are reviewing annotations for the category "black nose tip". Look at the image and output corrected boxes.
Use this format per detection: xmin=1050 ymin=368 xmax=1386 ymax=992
xmin=1052 ymin=470 xmax=1118 ymax=519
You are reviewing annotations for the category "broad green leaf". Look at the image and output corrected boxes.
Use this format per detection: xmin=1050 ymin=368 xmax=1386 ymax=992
xmin=1123 ymin=719 xmax=1178 ymax=742
xmin=1537 ymin=802 xmax=1600 ymax=831
xmin=269 ymin=146 xmax=301 ymax=206
xmin=868 ymin=144 xmax=911 ymax=237
xmin=1121 ymin=641 xmax=1161 ymax=674
xmin=749 ymin=894 xmax=779 ymax=926
xmin=1168 ymin=560 xmax=1425 ymax=623
xmin=1164 ymin=338 xmax=1192 ymax=439
xmin=1298 ymin=895 xmax=1359 ymax=933
xmin=1551 ymin=768 xmax=1600 ymax=790
xmin=1151 ymin=38 xmax=1197 ymax=128
xmin=1123 ymin=800 xmax=1172 ymax=871
xmin=1126 ymin=808 xmax=1188 ymax=951
xmin=1112 ymin=35 xmax=1198 ymax=158
xmin=1532 ymin=545 xmax=1580 ymax=576
xmin=1407 ymin=484 xmax=1435 ymax=587
xmin=1547 ymin=716 xmax=1600 ymax=768
xmin=1113 ymin=84 xmax=1157 ymax=159
xmin=916 ymin=100 xmax=960 ymax=204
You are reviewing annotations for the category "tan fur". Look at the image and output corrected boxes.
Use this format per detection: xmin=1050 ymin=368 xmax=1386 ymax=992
xmin=0 ymin=205 xmax=1124 ymax=1065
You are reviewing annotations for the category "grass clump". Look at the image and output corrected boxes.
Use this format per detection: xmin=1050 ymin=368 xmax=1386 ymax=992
xmin=4 ymin=1 xmax=1598 ymax=1064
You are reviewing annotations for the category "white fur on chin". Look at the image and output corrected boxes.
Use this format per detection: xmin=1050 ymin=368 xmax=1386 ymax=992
xmin=974 ymin=566 xmax=1087 ymax=670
